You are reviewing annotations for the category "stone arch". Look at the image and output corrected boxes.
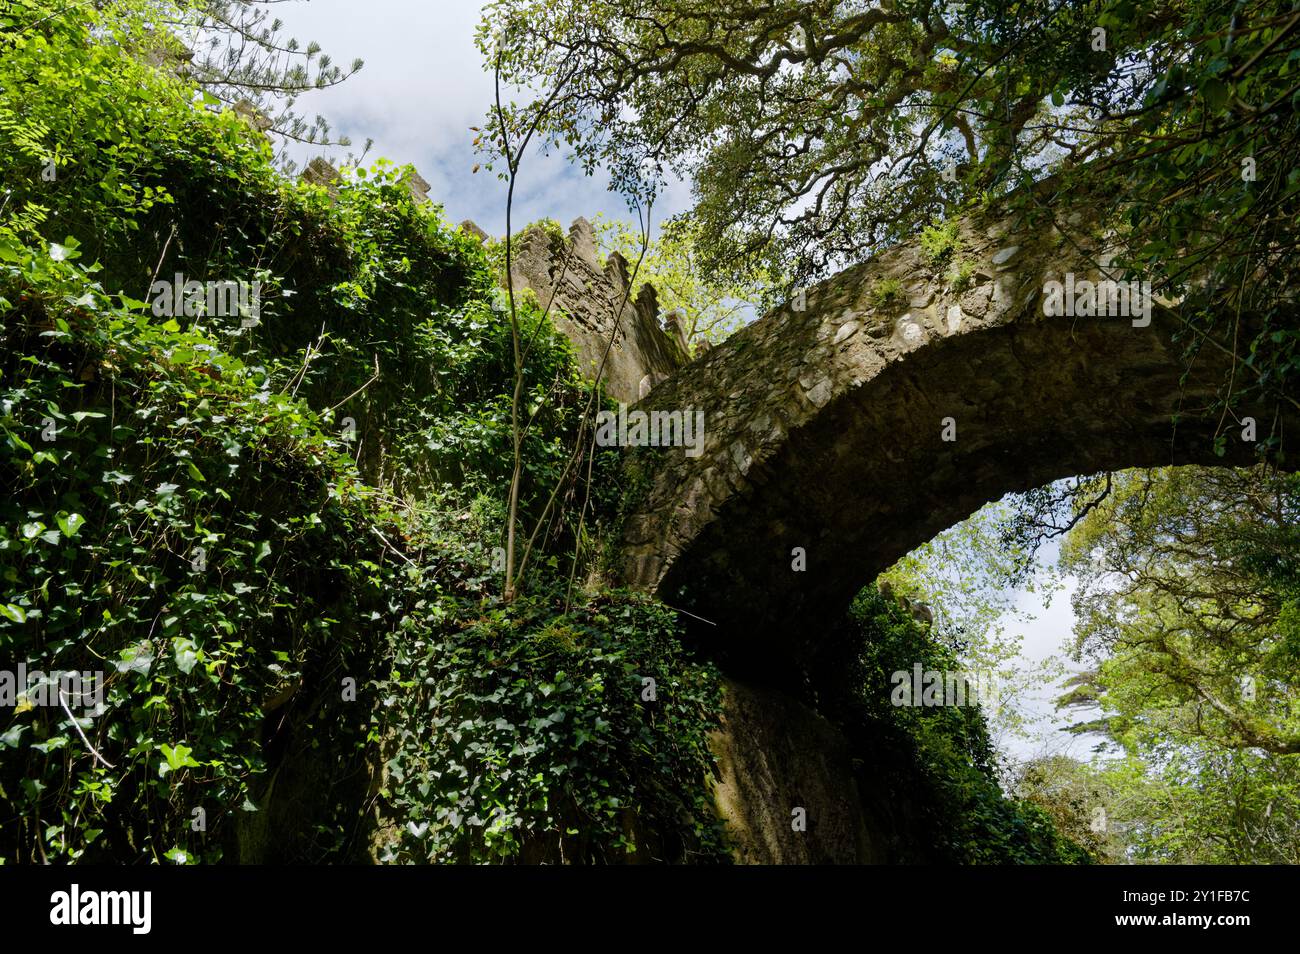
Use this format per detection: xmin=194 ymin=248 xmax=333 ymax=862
xmin=615 ymin=199 xmax=1296 ymax=674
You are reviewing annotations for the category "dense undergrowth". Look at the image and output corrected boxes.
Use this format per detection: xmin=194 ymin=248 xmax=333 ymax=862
xmin=816 ymin=592 xmax=1090 ymax=864
xmin=0 ymin=1 xmax=721 ymax=864
xmin=0 ymin=0 xmax=1084 ymax=864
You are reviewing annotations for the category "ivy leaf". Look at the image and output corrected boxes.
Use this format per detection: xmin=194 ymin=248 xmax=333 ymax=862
xmin=171 ymin=637 xmax=199 ymax=675
xmin=56 ymin=512 xmax=84 ymax=537
xmin=158 ymin=742 xmax=201 ymax=777
xmin=116 ymin=641 xmax=155 ymax=675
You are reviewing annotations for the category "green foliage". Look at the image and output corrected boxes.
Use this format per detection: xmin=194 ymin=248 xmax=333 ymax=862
xmin=879 ymin=496 xmax=1063 ymax=741
xmin=1061 ymin=467 xmax=1300 ymax=756
xmin=1030 ymin=465 xmax=1300 ymax=864
xmin=919 ymin=219 xmax=960 ymax=268
xmin=1018 ymin=743 xmax=1300 ymax=865
xmin=946 ymin=259 xmax=976 ymax=293
xmin=592 ymin=214 xmax=777 ymax=347
xmin=0 ymin=236 xmax=386 ymax=862
xmin=1103 ymin=744 xmax=1300 ymax=864
xmin=372 ymin=570 xmax=728 ymax=863
xmin=1 ymin=0 xmax=589 ymax=508
xmin=1011 ymin=756 xmax=1125 ymax=863
xmin=0 ymin=0 xmax=188 ymax=243
xmin=0 ymin=0 xmax=727 ymax=864
xmin=814 ymin=590 xmax=1090 ymax=864
xmin=870 ymin=277 xmax=903 ymax=309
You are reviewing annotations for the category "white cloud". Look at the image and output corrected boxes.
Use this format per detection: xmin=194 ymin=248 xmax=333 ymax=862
xmin=265 ymin=0 xmax=690 ymax=236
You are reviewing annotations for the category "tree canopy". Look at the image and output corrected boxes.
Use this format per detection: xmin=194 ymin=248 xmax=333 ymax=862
xmin=1061 ymin=465 xmax=1300 ymax=755
xmin=481 ymin=0 xmax=1300 ymax=441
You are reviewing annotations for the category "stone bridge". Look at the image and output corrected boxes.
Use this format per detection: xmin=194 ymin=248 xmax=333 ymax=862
xmin=501 ymin=191 xmax=1297 ymax=863
xmin=609 ymin=191 xmax=1295 ymax=677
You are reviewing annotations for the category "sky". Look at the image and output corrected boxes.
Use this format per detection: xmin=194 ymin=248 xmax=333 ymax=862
xmin=998 ymin=546 xmax=1107 ymax=765
xmin=269 ymin=0 xmax=1098 ymax=765
xmin=269 ymin=0 xmax=691 ymax=237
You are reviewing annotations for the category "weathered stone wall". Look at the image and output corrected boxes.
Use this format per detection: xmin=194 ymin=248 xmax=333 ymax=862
xmin=710 ymin=678 xmax=882 ymax=863
xmin=614 ymin=189 xmax=1298 ymax=674
xmin=508 ymin=218 xmax=690 ymax=404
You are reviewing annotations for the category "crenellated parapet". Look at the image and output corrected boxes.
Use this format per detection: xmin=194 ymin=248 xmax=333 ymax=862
xmin=505 ymin=217 xmax=691 ymax=405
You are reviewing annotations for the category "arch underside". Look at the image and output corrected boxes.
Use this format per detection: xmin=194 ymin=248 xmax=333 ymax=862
xmin=650 ymin=314 xmax=1292 ymax=674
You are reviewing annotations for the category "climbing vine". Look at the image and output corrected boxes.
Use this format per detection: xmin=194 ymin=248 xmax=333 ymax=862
xmin=0 ymin=0 xmax=726 ymax=864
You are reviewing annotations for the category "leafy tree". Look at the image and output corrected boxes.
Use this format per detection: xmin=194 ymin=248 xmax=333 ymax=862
xmin=592 ymin=214 xmax=777 ymax=347
xmin=480 ymin=0 xmax=1300 ymax=444
xmin=1061 ymin=466 xmax=1300 ymax=755
xmin=1010 ymin=754 xmax=1127 ymax=863
xmin=1013 ymin=465 xmax=1300 ymax=864
xmin=1104 ymin=742 xmax=1300 ymax=863
xmin=877 ymin=496 xmax=1064 ymax=742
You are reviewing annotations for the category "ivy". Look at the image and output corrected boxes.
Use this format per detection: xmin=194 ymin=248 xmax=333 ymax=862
xmin=0 ymin=1 xmax=727 ymax=865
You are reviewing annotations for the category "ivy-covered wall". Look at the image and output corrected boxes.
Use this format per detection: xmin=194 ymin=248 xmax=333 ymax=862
xmin=0 ymin=2 xmax=1087 ymax=865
